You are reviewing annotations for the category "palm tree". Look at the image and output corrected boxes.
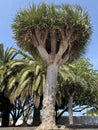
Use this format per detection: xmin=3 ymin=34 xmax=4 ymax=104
xmin=12 ymin=3 xmax=92 ymax=129
xmin=3 ymin=52 xmax=45 ymax=126
xmin=0 ymin=44 xmax=18 ymax=126
xmin=0 ymin=45 xmax=43 ymax=126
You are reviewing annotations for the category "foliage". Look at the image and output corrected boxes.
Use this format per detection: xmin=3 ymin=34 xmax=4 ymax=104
xmin=12 ymin=3 xmax=92 ymax=61
xmin=56 ymin=58 xmax=98 ymax=109
xmin=87 ymin=107 xmax=98 ymax=116
xmin=73 ymin=58 xmax=98 ymax=106
xmin=0 ymin=44 xmax=18 ymax=92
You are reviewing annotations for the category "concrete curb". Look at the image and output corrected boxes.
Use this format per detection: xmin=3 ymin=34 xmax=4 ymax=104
xmin=0 ymin=127 xmax=98 ymax=130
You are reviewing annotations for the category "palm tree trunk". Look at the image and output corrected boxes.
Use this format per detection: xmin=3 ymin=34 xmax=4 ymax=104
xmin=32 ymin=105 xmax=41 ymax=126
xmin=1 ymin=94 xmax=11 ymax=127
xmin=2 ymin=109 xmax=10 ymax=127
xmin=68 ymin=95 xmax=73 ymax=125
xmin=41 ymin=64 xmax=58 ymax=129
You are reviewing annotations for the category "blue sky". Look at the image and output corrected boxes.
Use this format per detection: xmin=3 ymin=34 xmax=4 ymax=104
xmin=0 ymin=0 xmax=98 ymax=69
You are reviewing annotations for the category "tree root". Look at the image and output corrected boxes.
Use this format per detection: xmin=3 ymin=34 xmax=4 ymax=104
xmin=35 ymin=123 xmax=66 ymax=130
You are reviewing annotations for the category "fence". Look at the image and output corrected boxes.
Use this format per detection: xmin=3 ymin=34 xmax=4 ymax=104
xmin=58 ymin=116 xmax=98 ymax=125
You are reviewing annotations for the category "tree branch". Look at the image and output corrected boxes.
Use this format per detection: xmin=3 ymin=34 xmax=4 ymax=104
xmin=25 ymin=29 xmax=39 ymax=47
xmin=37 ymin=45 xmax=50 ymax=64
xmin=55 ymin=28 xmax=77 ymax=65
xmin=54 ymin=39 xmax=68 ymax=65
xmin=50 ymin=30 xmax=56 ymax=56
xmin=35 ymin=29 xmax=48 ymax=47
xmin=56 ymin=106 xmax=68 ymax=121
xmin=73 ymin=105 xmax=90 ymax=112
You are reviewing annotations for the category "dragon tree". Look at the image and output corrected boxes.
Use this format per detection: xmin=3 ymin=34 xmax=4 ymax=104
xmin=12 ymin=3 xmax=92 ymax=129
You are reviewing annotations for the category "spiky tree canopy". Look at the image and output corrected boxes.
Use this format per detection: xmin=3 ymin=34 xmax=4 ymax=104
xmin=12 ymin=3 xmax=92 ymax=64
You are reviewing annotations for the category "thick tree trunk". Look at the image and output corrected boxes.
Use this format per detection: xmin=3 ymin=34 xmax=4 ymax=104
xmin=68 ymin=96 xmax=73 ymax=125
xmin=42 ymin=64 xmax=58 ymax=127
xmin=38 ymin=64 xmax=58 ymax=129
xmin=32 ymin=105 xmax=41 ymax=126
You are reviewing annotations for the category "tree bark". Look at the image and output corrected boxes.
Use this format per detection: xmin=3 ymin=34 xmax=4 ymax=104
xmin=40 ymin=64 xmax=58 ymax=129
xmin=68 ymin=96 xmax=73 ymax=125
